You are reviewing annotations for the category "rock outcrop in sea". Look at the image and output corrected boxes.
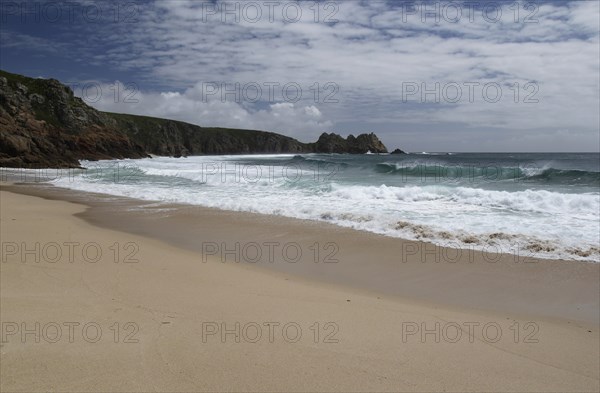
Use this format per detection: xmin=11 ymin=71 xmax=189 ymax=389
xmin=313 ymin=132 xmax=388 ymax=154
xmin=0 ymin=70 xmax=389 ymax=168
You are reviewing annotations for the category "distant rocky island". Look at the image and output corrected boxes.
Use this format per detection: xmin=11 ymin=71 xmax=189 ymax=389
xmin=0 ymin=70 xmax=390 ymax=168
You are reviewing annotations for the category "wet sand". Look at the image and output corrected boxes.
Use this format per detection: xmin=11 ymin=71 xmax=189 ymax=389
xmin=5 ymin=183 xmax=599 ymax=324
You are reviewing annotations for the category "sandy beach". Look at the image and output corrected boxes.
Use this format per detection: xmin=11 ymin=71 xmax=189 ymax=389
xmin=0 ymin=183 xmax=598 ymax=392
xmin=2 ymin=0 xmax=599 ymax=390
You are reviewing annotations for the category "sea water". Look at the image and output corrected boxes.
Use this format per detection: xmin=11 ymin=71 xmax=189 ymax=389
xmin=45 ymin=152 xmax=600 ymax=262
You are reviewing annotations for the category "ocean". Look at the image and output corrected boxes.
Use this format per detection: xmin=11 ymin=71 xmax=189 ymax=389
xmin=32 ymin=152 xmax=600 ymax=262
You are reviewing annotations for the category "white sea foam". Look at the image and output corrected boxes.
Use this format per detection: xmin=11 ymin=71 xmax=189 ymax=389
xmin=47 ymin=156 xmax=600 ymax=262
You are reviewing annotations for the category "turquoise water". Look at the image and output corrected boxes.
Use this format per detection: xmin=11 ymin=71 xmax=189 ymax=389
xmin=46 ymin=152 xmax=599 ymax=261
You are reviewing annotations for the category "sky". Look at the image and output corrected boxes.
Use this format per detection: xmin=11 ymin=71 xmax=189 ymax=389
xmin=1 ymin=0 xmax=599 ymax=152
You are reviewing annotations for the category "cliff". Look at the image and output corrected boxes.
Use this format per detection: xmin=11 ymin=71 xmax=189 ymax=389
xmin=0 ymin=70 xmax=388 ymax=168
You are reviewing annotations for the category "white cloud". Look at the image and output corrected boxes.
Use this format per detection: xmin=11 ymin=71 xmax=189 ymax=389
xmin=49 ymin=0 xmax=600 ymax=151
xmin=90 ymin=81 xmax=332 ymax=142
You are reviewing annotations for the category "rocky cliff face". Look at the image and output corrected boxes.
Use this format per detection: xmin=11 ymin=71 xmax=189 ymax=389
xmin=0 ymin=71 xmax=148 ymax=168
xmin=0 ymin=70 xmax=389 ymax=168
xmin=110 ymin=113 xmax=308 ymax=157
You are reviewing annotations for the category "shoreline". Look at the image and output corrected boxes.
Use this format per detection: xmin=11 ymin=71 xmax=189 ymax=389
xmin=3 ymin=160 xmax=598 ymax=264
xmin=3 ymin=182 xmax=599 ymax=326
xmin=1 ymin=184 xmax=599 ymax=391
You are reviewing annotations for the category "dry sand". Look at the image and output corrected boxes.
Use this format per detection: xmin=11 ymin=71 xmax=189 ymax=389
xmin=1 ymin=185 xmax=599 ymax=392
